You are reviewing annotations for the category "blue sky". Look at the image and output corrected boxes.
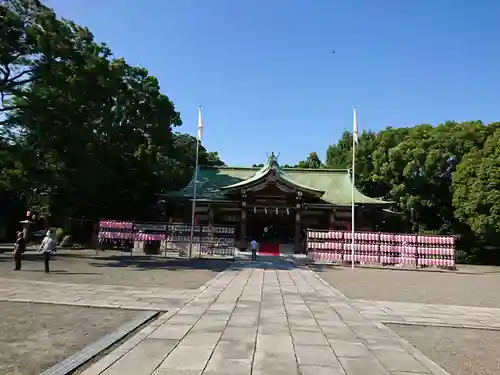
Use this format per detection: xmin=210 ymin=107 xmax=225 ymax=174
xmin=44 ymin=0 xmax=500 ymax=166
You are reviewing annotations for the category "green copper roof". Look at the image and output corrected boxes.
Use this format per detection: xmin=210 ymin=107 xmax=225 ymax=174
xmin=220 ymin=152 xmax=324 ymax=195
xmin=168 ymin=159 xmax=391 ymax=206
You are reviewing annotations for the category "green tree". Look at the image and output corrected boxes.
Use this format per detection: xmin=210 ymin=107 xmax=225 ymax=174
xmin=1 ymin=0 xmax=224 ymax=225
xmin=298 ymin=152 xmax=322 ymax=169
xmin=0 ymin=0 xmax=77 ymax=125
xmin=324 ymin=122 xmax=499 ymax=245
xmin=452 ymin=128 xmax=500 ymax=246
xmin=376 ymin=121 xmax=493 ymax=233
xmin=325 ymin=131 xmax=353 ymax=169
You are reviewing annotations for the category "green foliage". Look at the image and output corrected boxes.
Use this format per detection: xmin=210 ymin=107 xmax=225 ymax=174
xmin=297 ymin=152 xmax=322 ymax=169
xmin=452 ymin=128 xmax=500 ymax=246
xmin=292 ymin=121 xmax=500 ymax=263
xmin=0 ymin=0 xmax=224 ymax=230
xmin=55 ymin=227 xmax=65 ymax=243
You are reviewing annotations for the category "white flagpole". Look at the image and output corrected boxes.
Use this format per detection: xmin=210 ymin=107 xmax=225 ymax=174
xmin=351 ymin=106 xmax=358 ymax=269
xmin=188 ymin=105 xmax=202 ymax=259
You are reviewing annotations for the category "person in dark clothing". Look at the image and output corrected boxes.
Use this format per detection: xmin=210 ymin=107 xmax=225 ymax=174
xmin=13 ymin=231 xmax=26 ymax=271
xmin=43 ymin=251 xmax=51 ymax=273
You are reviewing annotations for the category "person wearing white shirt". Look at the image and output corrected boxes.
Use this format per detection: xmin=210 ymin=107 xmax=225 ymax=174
xmin=39 ymin=230 xmax=56 ymax=273
xmin=250 ymin=239 xmax=258 ymax=261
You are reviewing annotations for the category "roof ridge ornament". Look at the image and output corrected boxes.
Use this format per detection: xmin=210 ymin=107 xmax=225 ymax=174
xmin=268 ymin=152 xmax=280 ymax=165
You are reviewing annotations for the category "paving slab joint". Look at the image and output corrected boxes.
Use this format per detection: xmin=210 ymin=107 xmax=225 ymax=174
xmin=371 ymin=320 xmax=452 ymax=375
xmin=197 ymin=263 xmax=234 ymax=292
xmin=307 ymin=267 xmax=350 ymax=300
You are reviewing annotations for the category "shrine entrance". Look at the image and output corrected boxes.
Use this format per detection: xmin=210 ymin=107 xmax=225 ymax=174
xmin=247 ymin=207 xmax=295 ymax=255
xmin=164 ymin=152 xmax=395 ymax=256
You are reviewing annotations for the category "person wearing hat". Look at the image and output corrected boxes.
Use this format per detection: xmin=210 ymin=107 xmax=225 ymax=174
xmin=38 ymin=230 xmax=56 ymax=273
xmin=13 ymin=231 xmax=26 ymax=271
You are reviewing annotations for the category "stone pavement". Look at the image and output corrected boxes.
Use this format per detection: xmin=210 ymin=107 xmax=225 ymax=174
xmin=78 ymin=259 xmax=455 ymax=375
xmin=352 ymin=300 xmax=500 ymax=329
xmin=4 ymin=258 xmax=500 ymax=374
xmin=0 ymin=277 xmax=215 ymax=310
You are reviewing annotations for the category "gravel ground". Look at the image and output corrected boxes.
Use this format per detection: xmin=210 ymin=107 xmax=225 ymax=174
xmin=0 ymin=302 xmax=140 ymax=375
xmin=0 ymin=250 xmax=232 ymax=289
xmin=389 ymin=324 xmax=500 ymax=375
xmin=312 ymin=264 xmax=500 ymax=307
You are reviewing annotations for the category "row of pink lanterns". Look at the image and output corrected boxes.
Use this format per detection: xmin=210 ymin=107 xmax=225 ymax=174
xmin=99 ymin=220 xmax=134 ymax=230
xmin=308 ymin=242 xmax=455 ymax=256
xmin=308 ymin=230 xmax=455 ymax=246
xmin=98 ymin=232 xmax=165 ymax=242
xmin=309 ymin=250 xmax=455 ymax=267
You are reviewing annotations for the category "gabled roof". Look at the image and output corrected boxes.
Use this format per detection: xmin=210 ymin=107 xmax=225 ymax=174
xmin=220 ymin=153 xmax=324 ymax=196
xmin=167 ymin=156 xmax=392 ymax=206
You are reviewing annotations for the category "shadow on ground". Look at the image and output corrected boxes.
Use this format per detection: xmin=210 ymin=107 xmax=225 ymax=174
xmin=231 ymin=257 xmax=301 ymax=270
xmin=20 ymin=269 xmax=101 ymax=275
xmin=88 ymin=257 xmax=234 ymax=272
xmin=89 ymin=256 xmax=305 ymax=272
xmin=0 ymin=252 xmax=233 ymax=273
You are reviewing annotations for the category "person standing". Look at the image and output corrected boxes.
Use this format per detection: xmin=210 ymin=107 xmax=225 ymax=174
xmin=39 ymin=230 xmax=56 ymax=273
xmin=250 ymin=238 xmax=258 ymax=261
xmin=13 ymin=231 xmax=26 ymax=271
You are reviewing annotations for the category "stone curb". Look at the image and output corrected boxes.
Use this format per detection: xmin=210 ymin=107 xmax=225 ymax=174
xmin=382 ymin=319 xmax=500 ymax=331
xmin=0 ymin=298 xmax=167 ymax=311
xmin=81 ymin=270 xmax=241 ymax=375
xmin=372 ymin=320 xmax=452 ymax=375
xmin=40 ymin=310 xmax=159 ymax=375
xmin=80 ymin=309 xmax=181 ymax=375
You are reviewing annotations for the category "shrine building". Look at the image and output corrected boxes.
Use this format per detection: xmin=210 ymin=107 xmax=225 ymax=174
xmin=163 ymin=153 xmax=393 ymax=254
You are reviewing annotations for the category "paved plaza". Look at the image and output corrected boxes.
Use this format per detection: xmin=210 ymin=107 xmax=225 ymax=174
xmin=312 ymin=264 xmax=500 ymax=308
xmin=0 ymin=250 xmax=231 ymax=289
xmin=2 ymin=258 xmax=500 ymax=374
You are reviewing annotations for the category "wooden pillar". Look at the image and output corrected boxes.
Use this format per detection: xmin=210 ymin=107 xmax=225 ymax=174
xmin=240 ymin=189 xmax=248 ymax=245
xmin=295 ymin=192 xmax=303 ymax=253
xmin=329 ymin=211 xmax=336 ymax=229
xmin=294 ymin=211 xmax=301 ymax=253
xmin=240 ymin=209 xmax=247 ymax=242
xmin=208 ymin=207 xmax=215 ymax=226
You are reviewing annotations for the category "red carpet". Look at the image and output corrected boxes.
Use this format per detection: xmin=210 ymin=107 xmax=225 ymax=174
xmin=258 ymin=243 xmax=280 ymax=255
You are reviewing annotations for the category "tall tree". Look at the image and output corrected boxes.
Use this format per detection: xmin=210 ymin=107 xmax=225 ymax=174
xmin=452 ymin=128 xmax=500 ymax=246
xmin=0 ymin=0 xmax=225 ymax=224
xmin=298 ymin=152 xmax=322 ymax=169
xmin=0 ymin=0 xmax=75 ymax=126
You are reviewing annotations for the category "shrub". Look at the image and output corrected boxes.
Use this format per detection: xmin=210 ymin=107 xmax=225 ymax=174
xmin=55 ymin=227 xmax=65 ymax=244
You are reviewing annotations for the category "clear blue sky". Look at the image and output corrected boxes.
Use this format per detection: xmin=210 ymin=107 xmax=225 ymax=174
xmin=44 ymin=0 xmax=500 ymax=166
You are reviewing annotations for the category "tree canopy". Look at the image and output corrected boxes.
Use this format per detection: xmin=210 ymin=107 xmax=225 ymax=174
xmin=289 ymin=121 xmax=500 ymax=262
xmin=0 ymin=0 xmax=223 ymax=227
xmin=247 ymin=121 xmax=500 ymax=263
xmin=452 ymin=128 xmax=500 ymax=245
